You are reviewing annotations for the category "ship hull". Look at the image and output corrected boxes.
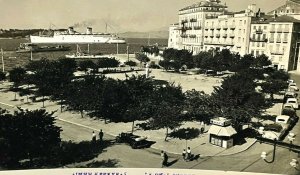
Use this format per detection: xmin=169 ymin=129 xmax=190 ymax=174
xmin=30 ymin=35 xmax=126 ymax=44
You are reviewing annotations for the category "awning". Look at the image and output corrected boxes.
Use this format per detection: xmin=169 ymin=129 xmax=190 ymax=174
xmin=208 ymin=125 xmax=237 ymax=137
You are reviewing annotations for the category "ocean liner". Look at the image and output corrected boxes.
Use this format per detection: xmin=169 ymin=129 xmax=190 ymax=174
xmin=30 ymin=27 xmax=126 ymax=44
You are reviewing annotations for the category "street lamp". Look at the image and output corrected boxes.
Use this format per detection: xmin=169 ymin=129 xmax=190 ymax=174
xmin=260 ymin=139 xmax=277 ymax=163
xmin=185 ymin=130 xmax=189 ymax=152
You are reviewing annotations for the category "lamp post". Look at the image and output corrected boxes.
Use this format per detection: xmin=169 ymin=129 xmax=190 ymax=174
xmin=185 ymin=130 xmax=189 ymax=152
xmin=261 ymin=139 xmax=277 ymax=163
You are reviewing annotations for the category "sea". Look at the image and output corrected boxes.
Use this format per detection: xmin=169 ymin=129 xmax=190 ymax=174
xmin=0 ymin=38 xmax=168 ymax=70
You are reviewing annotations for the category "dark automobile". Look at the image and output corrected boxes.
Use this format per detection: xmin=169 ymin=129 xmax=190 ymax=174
xmin=115 ymin=132 xmax=154 ymax=149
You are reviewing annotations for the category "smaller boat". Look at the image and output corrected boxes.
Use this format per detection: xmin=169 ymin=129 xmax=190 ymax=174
xmin=16 ymin=43 xmax=70 ymax=53
xmin=65 ymin=44 xmax=112 ymax=59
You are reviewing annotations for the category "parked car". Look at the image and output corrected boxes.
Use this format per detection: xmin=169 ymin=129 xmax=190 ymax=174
xmin=286 ymin=98 xmax=299 ymax=109
xmin=289 ymin=83 xmax=299 ymax=91
xmin=287 ymin=79 xmax=295 ymax=84
xmin=205 ymin=70 xmax=216 ymax=76
xmin=284 ymin=91 xmax=298 ymax=103
xmin=283 ymin=103 xmax=295 ymax=111
xmin=115 ymin=132 xmax=154 ymax=149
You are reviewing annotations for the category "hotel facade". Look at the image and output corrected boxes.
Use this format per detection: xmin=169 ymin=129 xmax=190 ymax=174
xmin=168 ymin=0 xmax=300 ymax=71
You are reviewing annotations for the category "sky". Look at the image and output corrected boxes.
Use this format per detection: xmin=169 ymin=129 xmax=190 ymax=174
xmin=0 ymin=0 xmax=286 ymax=32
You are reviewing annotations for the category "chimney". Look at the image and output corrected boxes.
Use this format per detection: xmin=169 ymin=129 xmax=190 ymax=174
xmin=68 ymin=27 xmax=74 ymax=34
xmin=86 ymin=27 xmax=92 ymax=34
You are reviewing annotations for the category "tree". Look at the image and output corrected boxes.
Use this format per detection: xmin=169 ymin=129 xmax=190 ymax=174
xmin=122 ymin=74 xmax=154 ymax=133
xmin=253 ymin=54 xmax=271 ymax=68
xmin=149 ymin=83 xmax=185 ymax=141
xmin=0 ymin=108 xmax=61 ymax=166
xmin=135 ymin=53 xmax=150 ymax=65
xmin=97 ymin=57 xmax=120 ymax=69
xmin=9 ymin=67 xmax=26 ymax=100
xmin=124 ymin=60 xmax=137 ymax=67
xmin=184 ymin=90 xmax=216 ymax=123
xmin=260 ymin=79 xmax=286 ymax=100
xmin=78 ymin=60 xmax=97 ymax=73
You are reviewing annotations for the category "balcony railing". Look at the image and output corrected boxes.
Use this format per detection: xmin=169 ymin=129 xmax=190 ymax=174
xmin=283 ymin=28 xmax=289 ymax=33
xmin=255 ymin=29 xmax=263 ymax=34
xmin=250 ymin=38 xmax=268 ymax=42
xmin=277 ymin=28 xmax=283 ymax=33
xmin=223 ymin=25 xmax=228 ymax=30
xmin=269 ymin=38 xmax=275 ymax=42
xmin=216 ymin=26 xmax=221 ymax=30
xmin=181 ymin=19 xmax=188 ymax=24
xmin=229 ymin=25 xmax=236 ymax=30
xmin=229 ymin=34 xmax=235 ymax=38
xmin=189 ymin=34 xmax=196 ymax=38
xmin=270 ymin=51 xmax=284 ymax=55
xmin=180 ymin=34 xmax=188 ymax=38
xmin=194 ymin=26 xmax=202 ymax=30
xmin=190 ymin=18 xmax=197 ymax=22
xmin=216 ymin=34 xmax=220 ymax=38
xmin=223 ymin=34 xmax=228 ymax=38
xmin=276 ymin=38 xmax=282 ymax=43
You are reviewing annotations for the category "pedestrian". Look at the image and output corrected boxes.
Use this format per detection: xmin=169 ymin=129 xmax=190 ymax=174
xmin=182 ymin=149 xmax=186 ymax=160
xmin=92 ymin=131 xmax=96 ymax=144
xmin=161 ymin=150 xmax=165 ymax=168
xmin=164 ymin=151 xmax=169 ymax=167
xmin=187 ymin=147 xmax=192 ymax=161
xmin=99 ymin=129 xmax=104 ymax=142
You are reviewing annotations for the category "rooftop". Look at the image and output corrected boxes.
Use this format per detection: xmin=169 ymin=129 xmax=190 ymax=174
xmin=289 ymin=0 xmax=300 ymax=4
xmin=251 ymin=15 xmax=300 ymax=24
xmin=179 ymin=0 xmax=227 ymax=11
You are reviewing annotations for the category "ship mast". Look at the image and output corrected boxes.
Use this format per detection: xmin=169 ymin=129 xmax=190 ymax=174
xmin=1 ymin=48 xmax=4 ymax=72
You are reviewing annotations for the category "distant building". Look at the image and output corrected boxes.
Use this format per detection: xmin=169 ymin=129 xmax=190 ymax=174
xmin=249 ymin=15 xmax=300 ymax=71
xmin=268 ymin=0 xmax=300 ymax=20
xmin=168 ymin=0 xmax=300 ymax=72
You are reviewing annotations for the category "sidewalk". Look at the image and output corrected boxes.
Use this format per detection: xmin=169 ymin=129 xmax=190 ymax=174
xmin=0 ymin=81 xmax=256 ymax=157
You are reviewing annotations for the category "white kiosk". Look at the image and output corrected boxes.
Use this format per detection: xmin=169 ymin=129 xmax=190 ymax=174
xmin=208 ymin=117 xmax=237 ymax=148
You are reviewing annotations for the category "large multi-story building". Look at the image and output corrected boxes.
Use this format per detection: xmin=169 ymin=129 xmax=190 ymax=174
xmin=249 ymin=16 xmax=300 ymax=71
xmin=169 ymin=0 xmax=300 ymax=71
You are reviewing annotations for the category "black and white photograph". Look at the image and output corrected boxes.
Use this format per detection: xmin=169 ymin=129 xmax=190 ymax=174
xmin=0 ymin=0 xmax=300 ymax=174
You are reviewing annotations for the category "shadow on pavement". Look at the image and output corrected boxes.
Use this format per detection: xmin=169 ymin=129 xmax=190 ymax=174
xmin=166 ymin=159 xmax=179 ymax=167
xmin=75 ymin=159 xmax=120 ymax=168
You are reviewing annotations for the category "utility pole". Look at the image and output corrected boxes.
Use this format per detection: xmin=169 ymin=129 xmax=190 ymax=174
xmin=30 ymin=50 xmax=33 ymax=61
xmin=127 ymin=45 xmax=129 ymax=62
xmin=117 ymin=43 xmax=119 ymax=55
xmin=1 ymin=48 xmax=4 ymax=72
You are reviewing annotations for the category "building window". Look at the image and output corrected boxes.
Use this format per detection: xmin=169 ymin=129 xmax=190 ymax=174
xmin=279 ymin=57 xmax=282 ymax=61
xmin=254 ymin=26 xmax=257 ymax=29
xmin=280 ymin=65 xmax=285 ymax=69
xmin=292 ymin=9 xmax=295 ymax=13
xmin=264 ymin=26 xmax=267 ymax=30
xmin=271 ymin=56 xmax=275 ymax=61
xmin=256 ymin=51 xmax=259 ymax=56
xmin=252 ymin=42 xmax=255 ymax=47
xmin=257 ymin=42 xmax=260 ymax=47
xmin=251 ymin=50 xmax=255 ymax=55
xmin=262 ymin=42 xmax=265 ymax=47
xmin=261 ymin=51 xmax=264 ymax=55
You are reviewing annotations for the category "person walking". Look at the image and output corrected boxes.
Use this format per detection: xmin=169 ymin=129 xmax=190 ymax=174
xmin=99 ymin=129 xmax=104 ymax=142
xmin=92 ymin=131 xmax=96 ymax=144
xmin=182 ymin=149 xmax=186 ymax=161
xmin=161 ymin=150 xmax=165 ymax=168
xmin=187 ymin=147 xmax=192 ymax=161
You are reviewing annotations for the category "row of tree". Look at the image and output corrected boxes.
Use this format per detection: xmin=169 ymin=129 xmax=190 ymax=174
xmin=5 ymin=56 xmax=289 ymax=141
xmin=159 ymin=48 xmax=272 ymax=72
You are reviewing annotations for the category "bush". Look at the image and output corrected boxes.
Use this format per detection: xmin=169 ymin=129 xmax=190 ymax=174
xmin=264 ymin=123 xmax=283 ymax=132
xmin=251 ymin=122 xmax=263 ymax=129
xmin=124 ymin=60 xmax=137 ymax=67
xmin=169 ymin=127 xmax=201 ymax=140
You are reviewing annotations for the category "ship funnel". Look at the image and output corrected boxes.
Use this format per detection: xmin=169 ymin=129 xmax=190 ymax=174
xmin=86 ymin=27 xmax=92 ymax=34
xmin=68 ymin=27 xmax=75 ymax=34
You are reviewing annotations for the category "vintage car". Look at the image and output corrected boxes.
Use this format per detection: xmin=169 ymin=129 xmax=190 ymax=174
xmin=115 ymin=132 xmax=154 ymax=149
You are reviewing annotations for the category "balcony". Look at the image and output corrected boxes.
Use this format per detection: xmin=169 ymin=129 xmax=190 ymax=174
xmin=277 ymin=28 xmax=283 ymax=33
xmin=180 ymin=34 xmax=188 ymax=38
xmin=270 ymin=28 xmax=275 ymax=33
xmin=216 ymin=26 xmax=221 ymax=30
xmin=270 ymin=51 xmax=284 ymax=55
xmin=181 ymin=19 xmax=188 ymax=24
xmin=229 ymin=34 xmax=235 ymax=38
xmin=283 ymin=28 xmax=290 ymax=33
xmin=229 ymin=25 xmax=236 ymax=30
xmin=283 ymin=39 xmax=288 ymax=43
xmin=276 ymin=39 xmax=282 ymax=43
xmin=189 ymin=34 xmax=196 ymax=38
xmin=216 ymin=34 xmax=220 ymax=38
xmin=194 ymin=26 xmax=202 ymax=30
xmin=190 ymin=18 xmax=197 ymax=22
xmin=223 ymin=25 xmax=228 ymax=30
xmin=223 ymin=34 xmax=228 ymax=38
xmin=255 ymin=29 xmax=263 ymax=34
xmin=269 ymin=38 xmax=275 ymax=42
xmin=250 ymin=38 xmax=268 ymax=42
